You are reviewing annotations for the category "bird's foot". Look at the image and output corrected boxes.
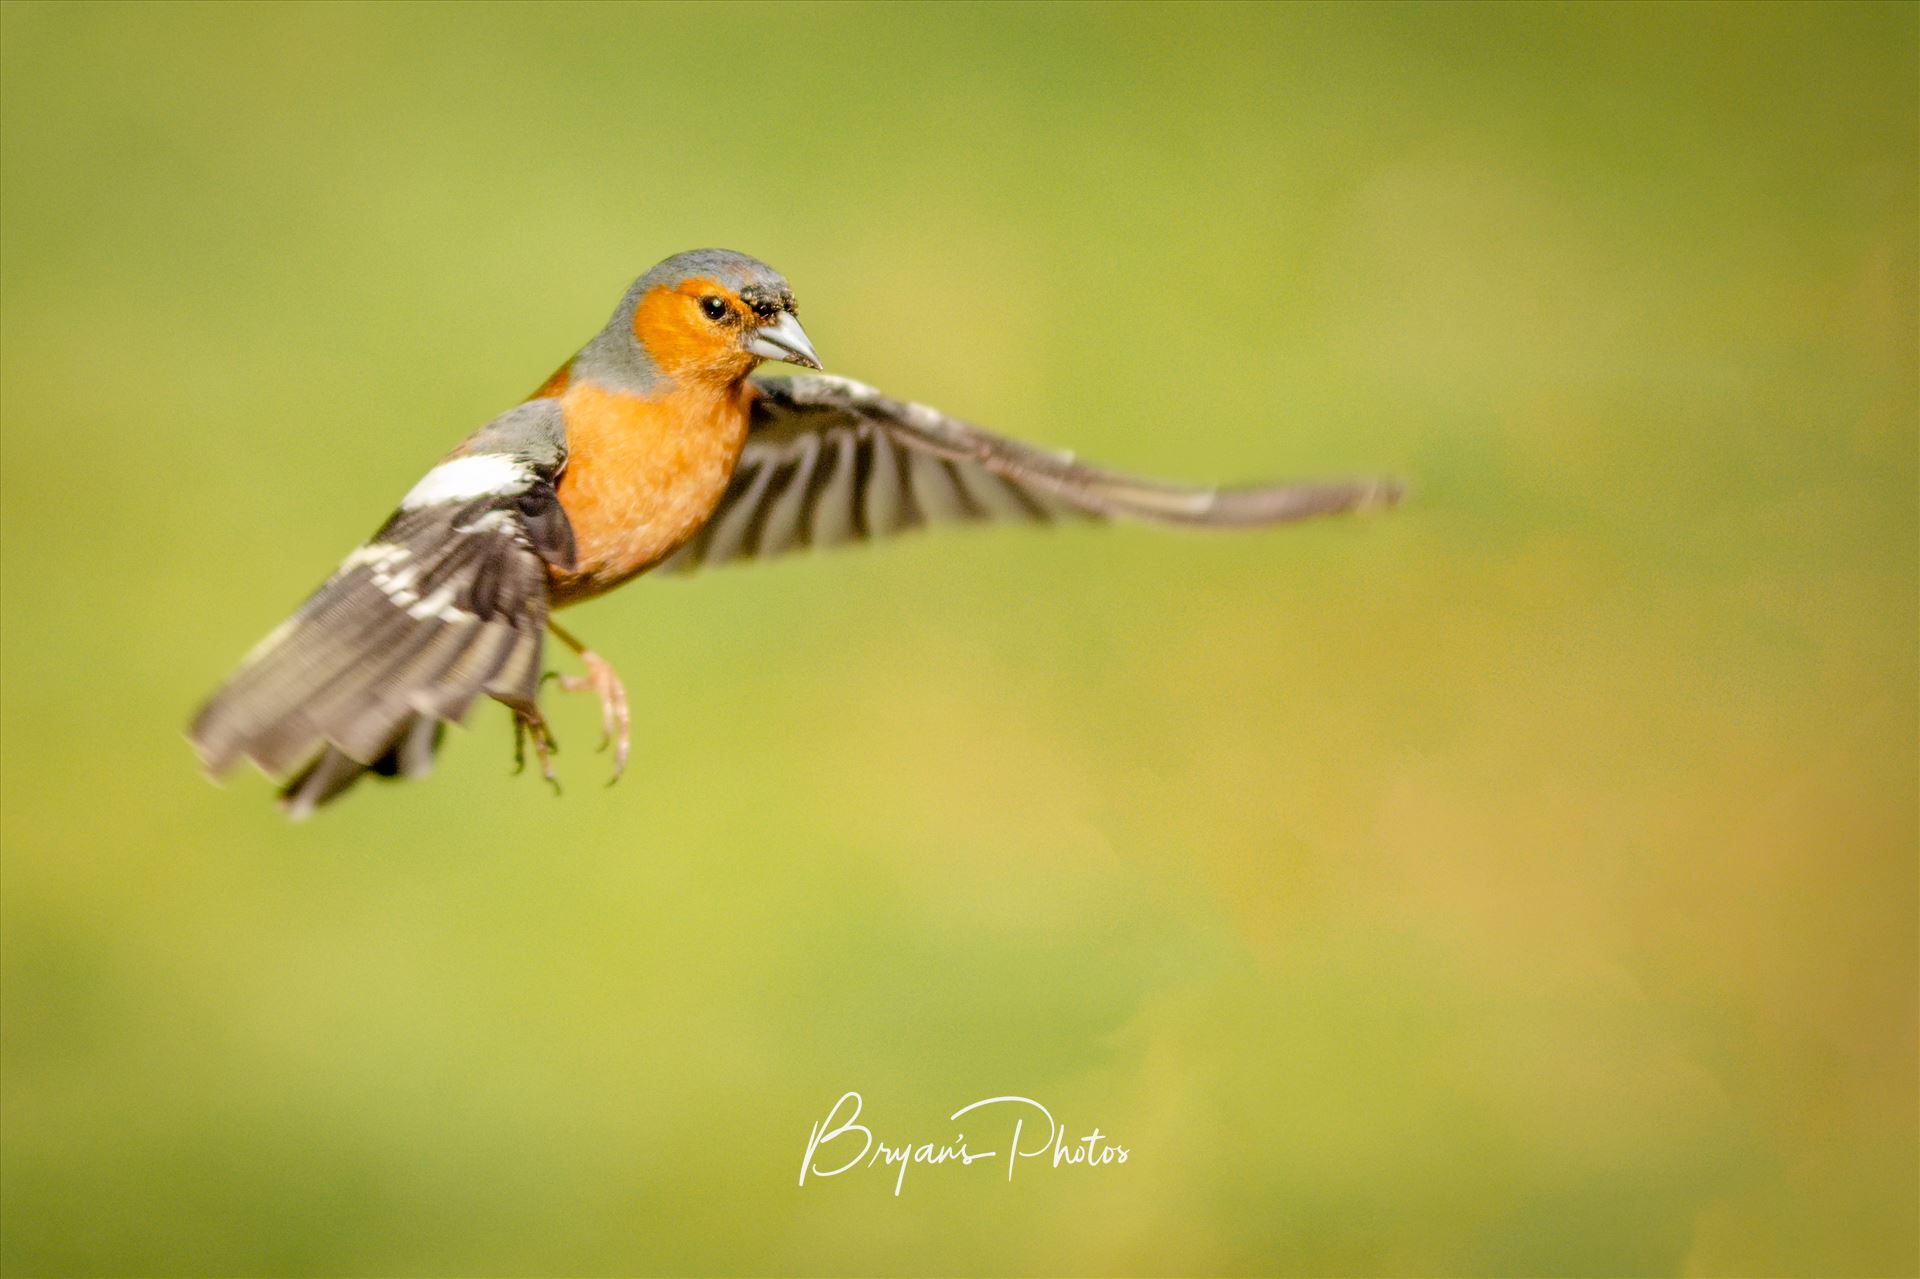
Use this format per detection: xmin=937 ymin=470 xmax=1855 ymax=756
xmin=512 ymin=708 xmax=560 ymax=794
xmin=557 ymin=649 xmax=630 ymax=783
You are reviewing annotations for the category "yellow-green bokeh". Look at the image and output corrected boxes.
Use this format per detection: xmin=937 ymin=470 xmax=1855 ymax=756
xmin=2 ymin=3 xmax=1914 ymax=1275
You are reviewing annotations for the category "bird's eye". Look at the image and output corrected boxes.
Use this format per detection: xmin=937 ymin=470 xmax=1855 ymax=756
xmin=699 ymin=296 xmax=729 ymax=322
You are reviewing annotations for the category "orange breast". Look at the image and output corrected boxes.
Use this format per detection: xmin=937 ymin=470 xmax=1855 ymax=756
xmin=547 ymin=378 xmax=754 ymax=607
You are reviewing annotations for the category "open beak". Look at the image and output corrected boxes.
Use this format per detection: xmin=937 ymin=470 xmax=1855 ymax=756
xmin=746 ymin=311 xmax=822 ymax=370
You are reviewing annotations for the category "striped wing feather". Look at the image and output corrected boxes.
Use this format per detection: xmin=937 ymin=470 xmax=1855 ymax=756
xmin=657 ymin=374 xmax=1403 ymax=574
xmin=190 ymin=496 xmax=559 ymax=817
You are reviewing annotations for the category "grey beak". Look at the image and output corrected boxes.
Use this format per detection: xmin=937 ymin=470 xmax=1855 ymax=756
xmin=746 ymin=311 xmax=822 ymax=370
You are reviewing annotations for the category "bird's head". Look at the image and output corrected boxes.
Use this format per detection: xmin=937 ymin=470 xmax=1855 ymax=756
xmin=614 ymin=248 xmax=820 ymax=388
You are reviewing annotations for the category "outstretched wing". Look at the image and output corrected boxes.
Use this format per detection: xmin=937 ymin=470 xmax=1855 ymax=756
xmin=656 ymin=374 xmax=1402 ymax=573
xmin=189 ymin=400 xmax=573 ymax=818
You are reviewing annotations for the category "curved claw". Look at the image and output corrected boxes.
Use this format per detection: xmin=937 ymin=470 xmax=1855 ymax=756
xmin=511 ymin=708 xmax=561 ymax=795
xmin=556 ymin=649 xmax=630 ymax=783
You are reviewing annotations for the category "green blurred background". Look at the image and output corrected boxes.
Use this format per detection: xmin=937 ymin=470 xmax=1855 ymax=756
xmin=2 ymin=3 xmax=1914 ymax=1275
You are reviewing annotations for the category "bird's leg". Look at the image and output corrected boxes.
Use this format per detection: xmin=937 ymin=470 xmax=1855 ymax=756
xmin=548 ymin=620 xmax=630 ymax=783
xmin=511 ymin=705 xmax=560 ymax=793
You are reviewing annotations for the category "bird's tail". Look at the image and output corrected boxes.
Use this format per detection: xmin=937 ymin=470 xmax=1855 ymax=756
xmin=273 ymin=717 xmax=448 ymax=819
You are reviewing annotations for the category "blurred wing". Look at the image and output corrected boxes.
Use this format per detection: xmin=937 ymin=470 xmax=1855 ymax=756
xmin=190 ymin=402 xmax=574 ymax=818
xmin=657 ymin=374 xmax=1402 ymax=574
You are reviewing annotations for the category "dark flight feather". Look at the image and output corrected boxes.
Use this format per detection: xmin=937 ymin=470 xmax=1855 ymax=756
xmin=191 ymin=486 xmax=569 ymax=819
xmin=656 ymin=374 xmax=1402 ymax=574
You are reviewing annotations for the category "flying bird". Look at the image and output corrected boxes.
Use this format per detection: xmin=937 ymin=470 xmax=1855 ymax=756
xmin=190 ymin=249 xmax=1402 ymax=818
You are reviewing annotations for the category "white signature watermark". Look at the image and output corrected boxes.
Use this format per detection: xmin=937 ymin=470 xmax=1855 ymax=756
xmin=799 ymin=1091 xmax=1130 ymax=1196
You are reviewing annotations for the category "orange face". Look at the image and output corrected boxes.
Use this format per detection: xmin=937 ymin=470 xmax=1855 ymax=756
xmin=630 ymin=277 xmax=759 ymax=386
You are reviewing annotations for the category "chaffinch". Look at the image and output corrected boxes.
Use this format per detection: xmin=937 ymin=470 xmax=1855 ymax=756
xmin=191 ymin=249 xmax=1402 ymax=818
